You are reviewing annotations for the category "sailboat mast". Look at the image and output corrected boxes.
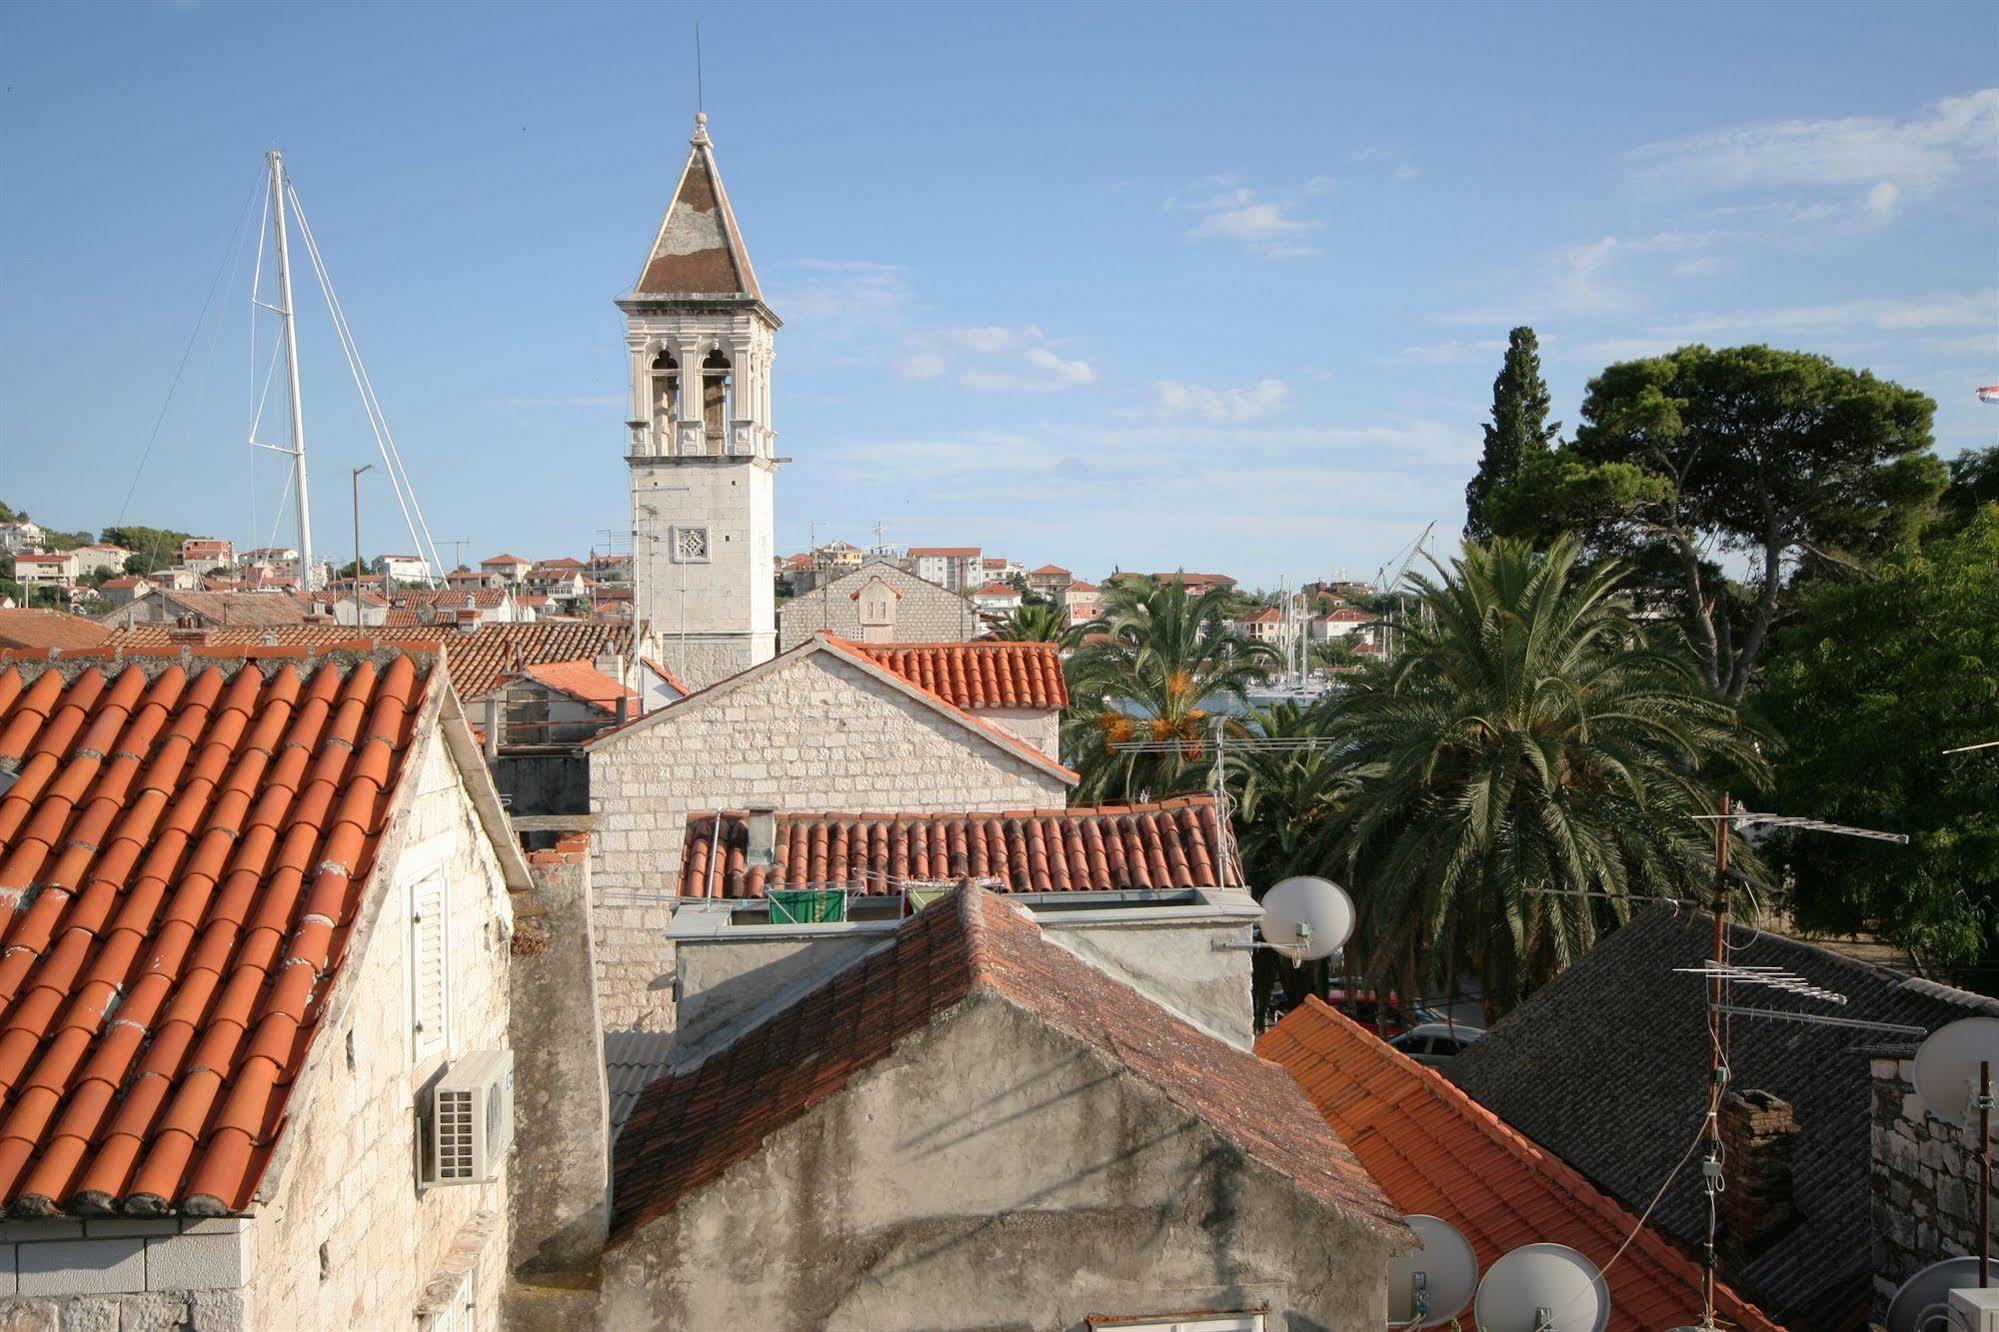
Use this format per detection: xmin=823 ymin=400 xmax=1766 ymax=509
xmin=267 ymin=149 xmax=317 ymax=592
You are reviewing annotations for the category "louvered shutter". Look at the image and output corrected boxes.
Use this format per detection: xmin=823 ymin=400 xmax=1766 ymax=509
xmin=411 ymin=873 xmax=448 ymax=1059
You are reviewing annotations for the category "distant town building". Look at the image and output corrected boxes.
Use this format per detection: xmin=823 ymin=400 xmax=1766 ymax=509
xmin=67 ymin=543 xmax=131 ymax=576
xmin=479 ymin=552 xmax=534 ymax=584
xmin=905 ymin=546 xmax=982 ymax=592
xmin=968 ymin=581 xmax=1023 ymax=614
xmin=1027 ymin=563 xmax=1072 ymax=596
xmin=1058 ymin=579 xmax=1101 ymax=626
xmin=12 ymin=551 xmax=77 ymax=594
xmin=98 ymin=573 xmax=155 ymax=607
xmin=178 ymin=537 xmax=235 ymax=572
xmin=374 ymin=552 xmax=430 ymax=582
xmin=0 ymin=520 xmax=46 ymax=554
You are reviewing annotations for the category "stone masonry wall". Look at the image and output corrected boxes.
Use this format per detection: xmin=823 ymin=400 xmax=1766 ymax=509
xmin=587 ymin=651 xmax=1069 ymax=1031
xmin=778 ymin=563 xmax=979 ymax=649
xmin=1871 ymin=1056 xmax=1999 ymax=1320
xmin=248 ymin=724 xmax=514 ymax=1329
xmin=983 ymin=707 xmax=1060 ymax=760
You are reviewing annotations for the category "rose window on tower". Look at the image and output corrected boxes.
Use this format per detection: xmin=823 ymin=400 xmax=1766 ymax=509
xmin=672 ymin=526 xmax=711 ymax=563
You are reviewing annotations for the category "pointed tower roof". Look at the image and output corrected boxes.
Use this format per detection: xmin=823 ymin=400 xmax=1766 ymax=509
xmin=629 ymin=114 xmax=765 ymax=305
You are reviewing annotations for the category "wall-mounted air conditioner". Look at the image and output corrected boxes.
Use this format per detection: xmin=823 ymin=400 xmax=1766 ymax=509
xmin=423 ymin=1049 xmax=515 ymax=1187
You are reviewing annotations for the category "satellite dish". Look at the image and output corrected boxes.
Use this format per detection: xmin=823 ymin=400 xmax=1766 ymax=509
xmin=1915 ymin=1018 xmax=1999 ymax=1127
xmin=1259 ymin=876 xmax=1354 ymax=961
xmin=1386 ymin=1214 xmax=1478 ymax=1328
xmin=1884 ymin=1256 xmax=1981 ymax=1332
xmin=1473 ymin=1243 xmax=1610 ymax=1332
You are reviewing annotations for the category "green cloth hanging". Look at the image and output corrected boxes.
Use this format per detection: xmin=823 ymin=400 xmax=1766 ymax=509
xmin=767 ymin=888 xmax=847 ymax=925
xmin=905 ymin=884 xmax=957 ymax=914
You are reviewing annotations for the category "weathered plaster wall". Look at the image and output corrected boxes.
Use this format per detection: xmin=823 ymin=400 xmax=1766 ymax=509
xmin=1043 ymin=907 xmax=1258 ymax=1048
xmin=1871 ymin=1057 xmax=1999 ymax=1319
xmin=777 ymin=562 xmax=979 ymax=649
xmin=247 ymin=722 xmax=514 ymax=1329
xmin=601 ymin=996 xmax=1398 ymax=1329
xmin=587 ymin=652 xmax=1068 ymax=1031
xmin=983 ymin=706 xmax=1061 ymax=760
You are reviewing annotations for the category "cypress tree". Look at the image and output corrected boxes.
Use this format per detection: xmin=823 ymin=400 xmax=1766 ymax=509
xmin=1464 ymin=327 xmax=1558 ymax=541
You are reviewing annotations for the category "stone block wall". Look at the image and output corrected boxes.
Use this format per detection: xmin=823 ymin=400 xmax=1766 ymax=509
xmin=984 ymin=707 xmax=1061 ymax=760
xmin=1871 ymin=1056 xmax=1999 ymax=1319
xmin=248 ymin=723 xmax=515 ymax=1329
xmin=778 ymin=563 xmax=979 ymax=649
xmin=587 ymin=651 xmax=1070 ymax=1030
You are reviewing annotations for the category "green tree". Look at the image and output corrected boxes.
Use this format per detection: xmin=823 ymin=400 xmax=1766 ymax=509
xmin=1319 ymin=537 xmax=1767 ymax=1020
xmin=1062 ymin=576 xmax=1275 ymax=802
xmin=106 ymin=525 xmax=197 ymax=575
xmin=1760 ymin=506 xmax=1999 ymax=966
xmin=1489 ymin=344 xmax=1943 ymax=700
xmin=991 ymin=602 xmax=1070 ymax=643
xmin=1463 ymin=327 xmax=1559 ymax=542
xmin=1937 ymin=446 xmax=1999 ymax=535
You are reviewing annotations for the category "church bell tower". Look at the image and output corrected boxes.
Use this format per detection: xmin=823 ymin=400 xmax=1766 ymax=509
xmin=620 ymin=113 xmax=778 ymax=688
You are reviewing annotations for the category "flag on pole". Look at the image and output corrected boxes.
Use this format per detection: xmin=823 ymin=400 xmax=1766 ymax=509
xmin=1979 ymin=385 xmax=1999 ymax=404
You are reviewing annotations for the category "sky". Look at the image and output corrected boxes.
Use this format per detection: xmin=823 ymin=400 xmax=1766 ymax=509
xmin=2 ymin=1 xmax=1994 ymax=588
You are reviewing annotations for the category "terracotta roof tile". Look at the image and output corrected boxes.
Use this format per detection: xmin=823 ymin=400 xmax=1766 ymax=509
xmin=521 ymin=661 xmax=639 ymax=716
xmin=0 ymin=613 xmax=113 ymax=653
xmin=0 ymin=646 xmax=433 ymax=1216
xmin=612 ymin=886 xmax=1405 ymax=1245
xmin=838 ymin=639 xmax=1067 ymax=711
xmin=1257 ymin=1000 xmax=1783 ymax=1332
xmin=677 ymin=795 xmax=1229 ymax=898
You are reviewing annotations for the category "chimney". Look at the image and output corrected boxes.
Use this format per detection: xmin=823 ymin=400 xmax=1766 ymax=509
xmin=746 ymin=809 xmax=778 ymax=868
xmin=1720 ymin=1088 xmax=1802 ymax=1262
xmin=167 ymin=624 xmax=210 ymax=647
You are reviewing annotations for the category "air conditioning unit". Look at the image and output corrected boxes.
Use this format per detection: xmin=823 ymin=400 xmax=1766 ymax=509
xmin=423 ymin=1050 xmax=514 ymax=1187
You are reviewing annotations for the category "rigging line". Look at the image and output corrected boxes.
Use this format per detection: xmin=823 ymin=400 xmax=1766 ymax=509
xmin=285 ymin=182 xmax=444 ymax=583
xmin=247 ymin=179 xmax=271 ymax=548
xmin=283 ymin=185 xmax=437 ymax=582
xmin=118 ymin=167 xmax=264 ymax=543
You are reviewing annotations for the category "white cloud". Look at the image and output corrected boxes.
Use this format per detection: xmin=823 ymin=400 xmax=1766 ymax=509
xmin=1382 ymin=339 xmax=1507 ymax=366
xmin=1865 ymin=180 xmax=1901 ymax=221
xmin=1661 ymin=289 xmax=1998 ymax=339
xmin=1148 ymin=378 xmax=1293 ymax=422
xmin=897 ymin=325 xmax=1095 ymax=391
xmin=1631 ymin=89 xmax=1999 ymax=192
xmin=775 ymin=259 xmax=911 ymax=330
xmin=1179 ymin=187 xmax=1321 ymax=258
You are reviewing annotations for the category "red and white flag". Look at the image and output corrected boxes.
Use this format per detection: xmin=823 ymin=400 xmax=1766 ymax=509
xmin=1979 ymin=384 xmax=1999 ymax=404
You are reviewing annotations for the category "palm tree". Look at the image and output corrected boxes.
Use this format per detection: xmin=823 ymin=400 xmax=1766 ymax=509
xmin=991 ymin=601 xmax=1070 ymax=643
xmin=1062 ymin=575 xmax=1276 ymax=802
xmin=1320 ymin=536 xmax=1766 ymax=1021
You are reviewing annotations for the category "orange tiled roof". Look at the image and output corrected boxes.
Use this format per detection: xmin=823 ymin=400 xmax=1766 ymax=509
xmin=0 ymin=646 xmax=435 ymax=1216
xmin=0 ymin=612 xmax=113 ymax=653
xmin=99 ymin=621 xmax=644 ymax=708
xmin=612 ymin=885 xmax=1404 ymax=1244
xmin=1257 ymin=1000 xmax=1783 ymax=1332
xmin=522 ymin=661 xmax=639 ymax=716
xmin=677 ymin=795 xmax=1232 ymax=898
xmin=839 ymin=639 xmax=1068 ymax=711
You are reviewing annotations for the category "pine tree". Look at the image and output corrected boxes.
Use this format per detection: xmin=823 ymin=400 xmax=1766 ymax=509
xmin=1464 ymin=327 xmax=1557 ymax=541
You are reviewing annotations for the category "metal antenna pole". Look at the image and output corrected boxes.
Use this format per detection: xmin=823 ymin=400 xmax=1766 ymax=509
xmin=351 ymin=464 xmax=373 ymax=600
xmin=1702 ymin=791 xmax=1731 ymax=1323
xmin=268 ymin=151 xmax=316 ymax=592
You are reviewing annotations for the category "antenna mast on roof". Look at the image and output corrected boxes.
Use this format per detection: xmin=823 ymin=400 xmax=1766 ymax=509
xmin=695 ymin=23 xmax=705 ymax=116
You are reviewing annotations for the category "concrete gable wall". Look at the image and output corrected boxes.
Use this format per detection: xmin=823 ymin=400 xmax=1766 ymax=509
xmin=588 ymin=652 xmax=1069 ymax=1031
xmin=601 ymin=996 xmax=1395 ymax=1329
xmin=248 ymin=721 xmax=514 ymax=1329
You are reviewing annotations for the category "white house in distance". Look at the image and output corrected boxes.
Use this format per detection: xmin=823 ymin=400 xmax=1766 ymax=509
xmin=12 ymin=551 xmax=77 ymax=595
xmin=479 ymin=553 xmax=534 ymax=585
xmin=0 ymin=521 xmax=46 ymax=555
xmin=905 ymin=546 xmax=981 ymax=592
xmin=0 ymin=643 xmax=529 ymax=1329
xmin=375 ymin=553 xmax=431 ymax=583
xmin=179 ymin=538 xmax=235 ymax=573
xmin=68 ymin=544 xmax=131 ymax=576
xmin=967 ymin=581 xmax=1023 ymax=614
xmin=1058 ymin=578 xmax=1100 ymax=626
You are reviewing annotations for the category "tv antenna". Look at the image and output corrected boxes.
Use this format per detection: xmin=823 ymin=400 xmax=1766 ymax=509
xmin=1387 ymin=1215 xmax=1478 ymax=1328
xmin=1472 ymin=1243 xmax=1609 ymax=1332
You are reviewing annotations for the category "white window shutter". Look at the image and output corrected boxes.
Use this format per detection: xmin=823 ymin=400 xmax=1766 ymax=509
xmin=412 ymin=873 xmax=448 ymax=1059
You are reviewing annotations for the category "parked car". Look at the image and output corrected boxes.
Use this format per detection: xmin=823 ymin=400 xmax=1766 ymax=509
xmin=1322 ymin=988 xmax=1450 ymax=1038
xmin=1388 ymin=1022 xmax=1484 ymax=1069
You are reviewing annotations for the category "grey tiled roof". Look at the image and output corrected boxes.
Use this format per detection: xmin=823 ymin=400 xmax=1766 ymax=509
xmin=1450 ymin=909 xmax=1999 ymax=1330
xmin=604 ymin=1031 xmax=676 ymax=1137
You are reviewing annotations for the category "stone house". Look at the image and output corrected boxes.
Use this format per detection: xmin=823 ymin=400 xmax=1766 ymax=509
xmin=0 ymin=643 xmax=530 ymax=1329
xmin=600 ymin=885 xmax=1415 ymax=1329
xmin=580 ymin=633 xmax=1075 ymax=1030
xmin=778 ymin=558 xmax=980 ymax=648
xmin=98 ymin=589 xmax=310 ymax=630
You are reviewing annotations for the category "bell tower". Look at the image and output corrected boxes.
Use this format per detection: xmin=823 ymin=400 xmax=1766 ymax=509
xmin=619 ymin=113 xmax=779 ymax=688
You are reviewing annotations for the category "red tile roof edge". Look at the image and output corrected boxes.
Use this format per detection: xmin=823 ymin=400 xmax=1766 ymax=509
xmin=1258 ymin=1000 xmax=1784 ymax=1332
xmin=587 ymin=636 xmax=1078 ymax=784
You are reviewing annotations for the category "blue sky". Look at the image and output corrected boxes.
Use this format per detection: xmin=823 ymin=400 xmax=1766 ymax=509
xmin=2 ymin=1 xmax=1993 ymax=587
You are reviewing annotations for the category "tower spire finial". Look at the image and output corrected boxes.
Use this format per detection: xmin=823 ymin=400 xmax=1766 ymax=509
xmin=692 ymin=111 xmax=710 ymax=146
